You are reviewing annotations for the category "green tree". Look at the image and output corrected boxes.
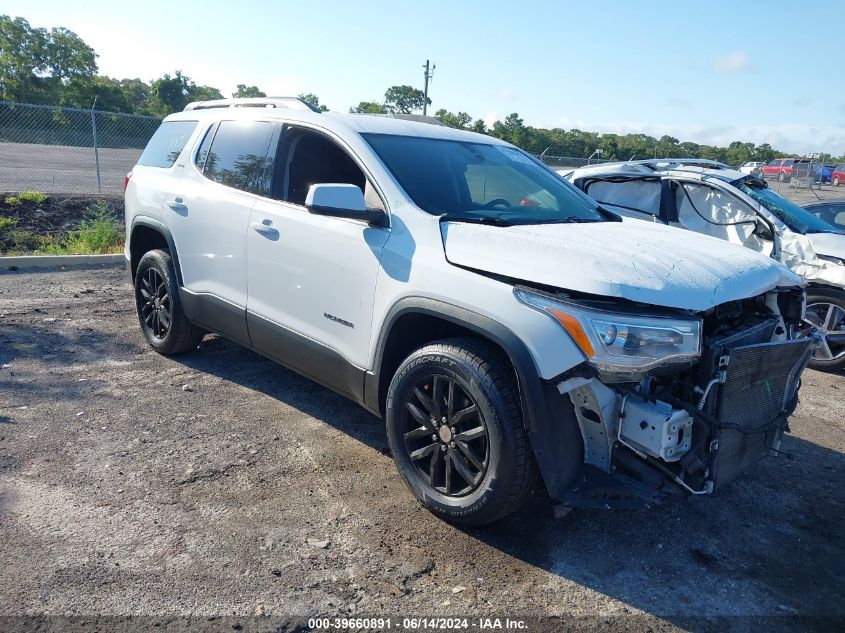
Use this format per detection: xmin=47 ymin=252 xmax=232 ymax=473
xmin=350 ymin=101 xmax=387 ymax=114
xmin=118 ymin=78 xmax=152 ymax=114
xmin=192 ymin=84 xmax=223 ymax=102
xmin=0 ymin=15 xmax=96 ymax=104
xmin=148 ymin=70 xmax=222 ymax=115
xmin=384 ymin=85 xmax=429 ymax=114
xmin=434 ymin=109 xmax=472 ymax=129
xmin=298 ymin=92 xmax=328 ymax=111
xmin=233 ymin=84 xmax=266 ymax=98
xmin=62 ymin=75 xmax=128 ymax=111
xmin=471 ymin=119 xmax=487 ymax=134
xmin=491 ymin=113 xmax=528 ymax=147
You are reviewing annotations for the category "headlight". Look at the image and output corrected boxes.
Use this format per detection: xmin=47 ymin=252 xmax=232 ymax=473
xmin=515 ymin=287 xmax=702 ymax=382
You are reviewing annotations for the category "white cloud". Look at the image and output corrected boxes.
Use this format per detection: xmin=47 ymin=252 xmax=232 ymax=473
xmin=712 ymin=51 xmax=754 ymax=74
xmin=498 ymin=88 xmax=516 ymax=101
xmin=483 ymin=111 xmax=499 ymax=128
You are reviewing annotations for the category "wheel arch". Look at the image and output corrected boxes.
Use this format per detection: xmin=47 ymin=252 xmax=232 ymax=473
xmin=129 ymin=217 xmax=183 ymax=286
xmin=366 ymin=297 xmax=544 ymax=430
xmin=366 ymin=297 xmax=584 ymax=501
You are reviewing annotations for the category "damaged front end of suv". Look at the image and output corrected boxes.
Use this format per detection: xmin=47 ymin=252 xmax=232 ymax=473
xmin=516 ymin=284 xmax=815 ymax=508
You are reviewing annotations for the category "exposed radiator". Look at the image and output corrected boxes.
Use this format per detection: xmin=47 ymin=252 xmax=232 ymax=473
xmin=710 ymin=338 xmax=814 ymax=489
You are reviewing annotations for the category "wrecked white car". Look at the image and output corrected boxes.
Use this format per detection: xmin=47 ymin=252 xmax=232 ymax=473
xmin=565 ymin=159 xmax=845 ymax=370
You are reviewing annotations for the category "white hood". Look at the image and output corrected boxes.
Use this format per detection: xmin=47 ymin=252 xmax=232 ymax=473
xmin=441 ymin=219 xmax=803 ymax=312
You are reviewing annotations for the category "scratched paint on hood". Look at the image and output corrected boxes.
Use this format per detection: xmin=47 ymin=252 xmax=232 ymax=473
xmin=441 ymin=219 xmax=802 ymax=312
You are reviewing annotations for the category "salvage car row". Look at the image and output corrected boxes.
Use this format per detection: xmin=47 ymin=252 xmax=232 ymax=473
xmin=124 ymin=99 xmax=840 ymax=525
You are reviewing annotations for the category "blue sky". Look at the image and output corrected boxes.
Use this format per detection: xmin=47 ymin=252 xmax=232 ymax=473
xmin=6 ymin=0 xmax=845 ymax=154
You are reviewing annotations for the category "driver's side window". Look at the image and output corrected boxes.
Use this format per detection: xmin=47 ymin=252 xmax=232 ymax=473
xmin=273 ymin=127 xmax=383 ymax=210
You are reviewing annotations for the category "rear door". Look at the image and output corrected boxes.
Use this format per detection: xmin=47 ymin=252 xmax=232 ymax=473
xmin=167 ymin=118 xmax=276 ymax=342
xmin=127 ymin=119 xmax=199 ymax=226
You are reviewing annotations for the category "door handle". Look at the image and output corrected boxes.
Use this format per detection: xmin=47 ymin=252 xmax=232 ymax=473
xmin=167 ymin=198 xmax=187 ymax=212
xmin=251 ymin=220 xmax=278 ymax=236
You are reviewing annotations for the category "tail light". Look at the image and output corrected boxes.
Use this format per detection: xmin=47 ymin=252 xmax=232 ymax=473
xmin=124 ymin=170 xmax=133 ymax=192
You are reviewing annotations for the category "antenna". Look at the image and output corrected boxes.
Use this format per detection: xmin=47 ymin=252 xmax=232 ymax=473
xmin=422 ymin=60 xmax=435 ymax=115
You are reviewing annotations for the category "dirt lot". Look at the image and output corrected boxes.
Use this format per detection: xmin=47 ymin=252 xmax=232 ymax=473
xmin=0 ymin=265 xmax=843 ymax=631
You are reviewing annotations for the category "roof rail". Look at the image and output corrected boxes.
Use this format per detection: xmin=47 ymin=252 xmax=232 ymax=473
xmin=355 ymin=113 xmax=447 ymax=127
xmin=183 ymin=97 xmax=321 ymax=113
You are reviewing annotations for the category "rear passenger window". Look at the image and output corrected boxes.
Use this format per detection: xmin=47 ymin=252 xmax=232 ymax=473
xmin=137 ymin=120 xmax=197 ymax=168
xmin=203 ymin=120 xmax=275 ymax=195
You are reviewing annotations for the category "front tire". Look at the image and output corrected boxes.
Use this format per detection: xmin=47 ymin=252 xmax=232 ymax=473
xmin=805 ymin=289 xmax=845 ymax=372
xmin=385 ymin=338 xmax=538 ymax=526
xmin=134 ymin=249 xmax=204 ymax=355
xmin=834 ymin=176 xmax=840 ymax=187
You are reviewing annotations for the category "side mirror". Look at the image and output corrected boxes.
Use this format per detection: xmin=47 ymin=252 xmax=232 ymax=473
xmin=305 ymin=183 xmax=387 ymax=226
xmin=754 ymin=220 xmax=774 ymax=241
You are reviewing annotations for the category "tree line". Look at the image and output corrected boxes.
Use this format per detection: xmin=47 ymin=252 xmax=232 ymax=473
xmin=1 ymin=15 xmax=839 ymax=164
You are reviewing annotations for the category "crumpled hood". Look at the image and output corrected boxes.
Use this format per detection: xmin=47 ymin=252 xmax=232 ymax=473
xmin=778 ymin=230 xmax=845 ymax=287
xmin=804 ymin=232 xmax=845 ymax=260
xmin=441 ymin=219 xmax=802 ymax=311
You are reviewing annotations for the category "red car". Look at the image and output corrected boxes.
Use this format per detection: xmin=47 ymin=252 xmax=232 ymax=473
xmin=831 ymin=164 xmax=845 ymax=187
xmin=760 ymin=157 xmax=810 ymax=182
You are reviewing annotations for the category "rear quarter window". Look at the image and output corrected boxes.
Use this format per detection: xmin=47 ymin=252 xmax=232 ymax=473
xmin=137 ymin=120 xmax=198 ymax=168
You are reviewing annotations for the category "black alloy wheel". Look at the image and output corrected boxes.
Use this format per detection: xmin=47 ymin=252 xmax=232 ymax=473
xmin=138 ymin=267 xmax=171 ymax=339
xmin=401 ymin=374 xmax=489 ymax=497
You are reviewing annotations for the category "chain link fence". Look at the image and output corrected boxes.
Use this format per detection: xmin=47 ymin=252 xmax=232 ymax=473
xmin=535 ymin=153 xmax=612 ymax=171
xmin=0 ymin=101 xmax=162 ymax=195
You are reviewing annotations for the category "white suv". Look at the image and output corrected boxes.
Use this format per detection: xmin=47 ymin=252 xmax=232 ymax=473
xmin=126 ymin=98 xmax=814 ymax=525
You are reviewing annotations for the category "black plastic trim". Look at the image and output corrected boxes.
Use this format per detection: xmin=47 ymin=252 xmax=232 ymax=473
xmin=129 ymin=217 xmax=184 ymax=286
xmin=246 ymin=311 xmax=366 ymax=403
xmin=306 ymin=203 xmax=388 ymax=226
xmin=180 ymin=289 xmax=250 ymax=346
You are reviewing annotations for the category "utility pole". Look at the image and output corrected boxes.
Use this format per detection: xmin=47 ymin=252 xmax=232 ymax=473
xmin=422 ymin=60 xmax=435 ymax=115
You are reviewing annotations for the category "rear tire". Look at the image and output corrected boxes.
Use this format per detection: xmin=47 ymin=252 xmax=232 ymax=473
xmin=385 ymin=338 xmax=539 ymax=526
xmin=134 ymin=249 xmax=204 ymax=355
xmin=805 ymin=289 xmax=845 ymax=372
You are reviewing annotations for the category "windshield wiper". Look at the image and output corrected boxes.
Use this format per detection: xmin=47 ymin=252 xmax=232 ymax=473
xmin=440 ymin=214 xmax=513 ymax=226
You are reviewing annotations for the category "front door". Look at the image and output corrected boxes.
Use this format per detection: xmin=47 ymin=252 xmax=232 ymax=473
xmin=246 ymin=125 xmax=390 ymax=396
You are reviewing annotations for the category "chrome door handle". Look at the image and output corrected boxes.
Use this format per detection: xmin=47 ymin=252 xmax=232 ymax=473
xmin=250 ymin=221 xmax=278 ymax=236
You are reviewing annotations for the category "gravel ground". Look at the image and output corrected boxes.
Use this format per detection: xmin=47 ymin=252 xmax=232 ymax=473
xmin=0 ymin=265 xmax=843 ymax=631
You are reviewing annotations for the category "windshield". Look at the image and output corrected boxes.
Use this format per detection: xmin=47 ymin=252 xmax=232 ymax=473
xmin=363 ymin=134 xmax=605 ymax=225
xmin=734 ymin=178 xmax=842 ymax=235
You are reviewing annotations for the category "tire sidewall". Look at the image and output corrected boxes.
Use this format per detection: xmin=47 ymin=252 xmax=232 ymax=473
xmin=386 ymin=348 xmax=517 ymax=523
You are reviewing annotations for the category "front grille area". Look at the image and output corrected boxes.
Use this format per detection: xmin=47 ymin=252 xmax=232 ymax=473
xmin=711 ymin=338 xmax=814 ymax=489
